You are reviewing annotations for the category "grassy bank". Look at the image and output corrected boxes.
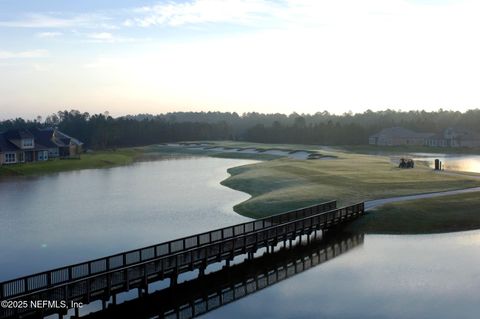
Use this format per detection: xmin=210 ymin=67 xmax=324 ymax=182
xmin=150 ymin=142 xmax=480 ymax=234
xmin=153 ymin=141 xmax=336 ymax=160
xmin=72 ymin=141 xmax=480 ymax=235
xmin=343 ymin=192 xmax=480 ymax=234
xmin=220 ymin=148 xmax=480 ymax=220
xmin=4 ymin=141 xmax=479 ymax=235
xmin=0 ymin=148 xmax=142 ymax=177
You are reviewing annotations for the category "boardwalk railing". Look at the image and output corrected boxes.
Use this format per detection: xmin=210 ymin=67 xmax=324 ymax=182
xmin=0 ymin=201 xmax=364 ymax=319
xmin=0 ymin=200 xmax=336 ymax=301
xmin=85 ymin=232 xmax=364 ymax=319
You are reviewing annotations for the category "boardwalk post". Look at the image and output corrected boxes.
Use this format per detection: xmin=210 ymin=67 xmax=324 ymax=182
xmin=199 ymin=261 xmax=206 ymax=276
xmin=170 ymin=274 xmax=178 ymax=287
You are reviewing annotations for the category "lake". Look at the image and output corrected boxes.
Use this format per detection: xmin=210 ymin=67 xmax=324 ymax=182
xmin=0 ymin=156 xmax=254 ymax=281
xmin=208 ymin=230 xmax=480 ymax=319
xmin=1 ymin=155 xmax=479 ymax=318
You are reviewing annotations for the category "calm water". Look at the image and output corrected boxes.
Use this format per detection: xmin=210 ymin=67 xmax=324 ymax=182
xmin=1 ymin=155 xmax=480 ymax=318
xmin=0 ymin=156 xmax=255 ymax=280
xmin=208 ymin=230 xmax=480 ymax=319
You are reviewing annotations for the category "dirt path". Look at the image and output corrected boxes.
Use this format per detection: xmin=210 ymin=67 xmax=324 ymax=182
xmin=365 ymin=186 xmax=480 ymax=210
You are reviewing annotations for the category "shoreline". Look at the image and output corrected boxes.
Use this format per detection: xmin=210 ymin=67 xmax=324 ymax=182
xmin=0 ymin=148 xmax=144 ymax=178
xmin=3 ymin=142 xmax=480 ymax=235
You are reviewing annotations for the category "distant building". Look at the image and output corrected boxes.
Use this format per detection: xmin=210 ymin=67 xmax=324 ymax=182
xmin=424 ymin=134 xmax=449 ymax=147
xmin=0 ymin=128 xmax=83 ymax=165
xmin=368 ymin=127 xmax=434 ymax=146
xmin=442 ymin=127 xmax=480 ymax=148
xmin=369 ymin=126 xmax=480 ymax=148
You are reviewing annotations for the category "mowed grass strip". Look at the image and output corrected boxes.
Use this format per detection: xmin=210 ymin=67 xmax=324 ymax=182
xmin=221 ymin=152 xmax=480 ymax=218
xmin=0 ymin=149 xmax=141 ymax=177
xmin=343 ymin=192 xmax=480 ymax=234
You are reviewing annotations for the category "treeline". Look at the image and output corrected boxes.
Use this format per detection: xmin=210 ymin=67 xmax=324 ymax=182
xmin=0 ymin=111 xmax=232 ymax=149
xmin=1 ymin=109 xmax=480 ymax=149
xmin=127 ymin=109 xmax=480 ymax=136
xmin=245 ymin=120 xmax=368 ymax=145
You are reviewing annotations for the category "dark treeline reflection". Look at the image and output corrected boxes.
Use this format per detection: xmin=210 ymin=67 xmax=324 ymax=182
xmin=2 ymin=109 xmax=480 ymax=148
xmin=84 ymin=231 xmax=364 ymax=319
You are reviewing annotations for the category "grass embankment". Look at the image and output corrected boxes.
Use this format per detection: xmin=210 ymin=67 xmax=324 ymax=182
xmin=155 ymin=141 xmax=336 ymax=161
xmin=183 ymin=140 xmax=328 ymax=153
xmin=210 ymin=152 xmax=280 ymax=160
xmin=146 ymin=141 xmax=480 ymax=234
xmin=0 ymin=149 xmax=142 ymax=177
xmin=343 ymin=192 xmax=480 ymax=234
xmin=220 ymin=151 xmax=480 ymax=220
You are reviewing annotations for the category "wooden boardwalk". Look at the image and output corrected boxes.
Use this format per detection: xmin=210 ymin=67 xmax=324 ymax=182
xmin=0 ymin=200 xmax=364 ymax=319
xmin=85 ymin=232 xmax=364 ymax=319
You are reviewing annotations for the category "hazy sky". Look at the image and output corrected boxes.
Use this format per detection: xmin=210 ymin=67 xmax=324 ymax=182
xmin=1 ymin=0 xmax=480 ymax=119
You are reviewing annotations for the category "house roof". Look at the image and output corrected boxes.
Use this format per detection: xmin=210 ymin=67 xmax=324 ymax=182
xmin=370 ymin=127 xmax=434 ymax=139
xmin=53 ymin=130 xmax=83 ymax=146
xmin=0 ymin=127 xmax=82 ymax=153
xmin=3 ymin=129 xmax=34 ymax=140
xmin=29 ymin=128 xmax=59 ymax=149
xmin=0 ymin=134 xmax=18 ymax=152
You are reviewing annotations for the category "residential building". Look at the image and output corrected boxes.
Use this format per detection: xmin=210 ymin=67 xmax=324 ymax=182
xmin=369 ymin=126 xmax=480 ymax=148
xmin=368 ymin=127 xmax=434 ymax=146
xmin=0 ymin=128 xmax=83 ymax=165
xmin=424 ymin=134 xmax=449 ymax=147
xmin=442 ymin=127 xmax=480 ymax=148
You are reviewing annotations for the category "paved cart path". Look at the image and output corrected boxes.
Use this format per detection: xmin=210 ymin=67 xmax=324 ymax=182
xmin=365 ymin=186 xmax=480 ymax=210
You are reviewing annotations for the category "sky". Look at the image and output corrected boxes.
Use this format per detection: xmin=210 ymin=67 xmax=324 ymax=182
xmin=1 ymin=0 xmax=480 ymax=119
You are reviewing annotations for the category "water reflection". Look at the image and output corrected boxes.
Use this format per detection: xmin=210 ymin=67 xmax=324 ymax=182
xmin=411 ymin=154 xmax=480 ymax=173
xmin=83 ymin=232 xmax=364 ymax=319
xmin=208 ymin=230 xmax=480 ymax=319
xmin=0 ymin=157 xmax=256 ymax=280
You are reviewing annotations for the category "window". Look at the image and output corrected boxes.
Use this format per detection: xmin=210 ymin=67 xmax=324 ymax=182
xmin=18 ymin=152 xmax=24 ymax=162
xmin=4 ymin=153 xmax=16 ymax=163
xmin=38 ymin=151 xmax=48 ymax=161
xmin=22 ymin=139 xmax=34 ymax=148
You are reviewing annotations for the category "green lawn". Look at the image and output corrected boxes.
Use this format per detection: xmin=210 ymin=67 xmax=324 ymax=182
xmin=149 ymin=142 xmax=480 ymax=230
xmin=108 ymin=142 xmax=480 ymax=234
xmin=0 ymin=149 xmax=142 ymax=177
xmin=343 ymin=192 xmax=480 ymax=234
xmin=219 ymin=147 xmax=480 ymax=218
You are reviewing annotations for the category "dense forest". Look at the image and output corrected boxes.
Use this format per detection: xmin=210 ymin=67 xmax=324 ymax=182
xmin=1 ymin=109 xmax=480 ymax=149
